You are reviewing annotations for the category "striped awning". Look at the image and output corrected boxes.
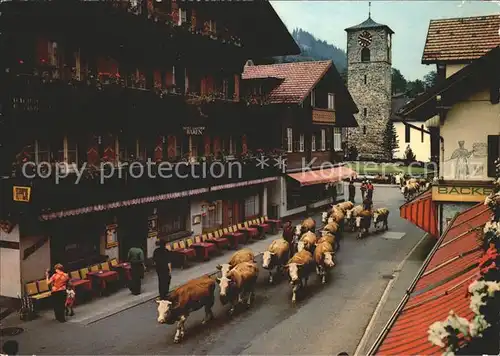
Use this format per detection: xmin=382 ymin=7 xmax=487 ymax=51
xmin=370 ymin=203 xmax=492 ymax=355
xmin=400 ymin=190 xmax=439 ymax=237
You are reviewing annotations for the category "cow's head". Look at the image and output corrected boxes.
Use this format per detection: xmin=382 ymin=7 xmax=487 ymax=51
xmin=323 ymin=252 xmax=335 ymax=268
xmin=216 ymin=263 xmax=231 ymax=277
xmin=262 ymin=251 xmax=275 ymax=269
xmin=327 ymin=217 xmax=335 ymax=224
xmin=355 ymin=216 xmax=362 ymax=228
xmin=297 ymin=241 xmax=305 ymax=253
xmin=373 ymin=212 xmax=380 ymax=223
xmin=401 ymin=186 xmax=406 ymax=194
xmin=286 ymin=263 xmax=300 ymax=284
xmin=217 ymin=275 xmax=233 ymax=298
xmin=346 ymin=209 xmax=353 ymax=220
xmin=321 ymin=212 xmax=328 ymax=224
xmin=295 ymin=224 xmax=302 ymax=237
xmin=156 ymin=299 xmax=173 ymax=324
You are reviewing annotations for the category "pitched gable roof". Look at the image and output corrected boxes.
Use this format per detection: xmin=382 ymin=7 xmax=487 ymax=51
xmin=241 ymin=60 xmax=332 ymax=104
xmin=422 ymin=14 xmax=500 ymax=63
xmin=345 ymin=16 xmax=394 ymax=34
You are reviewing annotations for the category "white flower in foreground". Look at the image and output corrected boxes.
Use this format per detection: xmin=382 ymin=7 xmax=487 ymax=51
xmin=470 ymin=293 xmax=487 ymax=314
xmin=469 ymin=280 xmax=487 ymax=295
xmin=469 ymin=314 xmax=490 ymax=337
xmin=485 ymin=281 xmax=500 ymax=297
xmin=428 ymin=321 xmax=449 ymax=348
xmin=447 ymin=311 xmax=470 ymax=336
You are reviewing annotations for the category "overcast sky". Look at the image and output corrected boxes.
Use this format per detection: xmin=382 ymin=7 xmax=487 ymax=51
xmin=270 ymin=1 xmax=500 ymax=80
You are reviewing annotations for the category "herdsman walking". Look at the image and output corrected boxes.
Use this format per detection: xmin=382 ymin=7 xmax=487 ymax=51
xmin=127 ymin=246 xmax=145 ymax=295
xmin=153 ymin=239 xmax=173 ymax=300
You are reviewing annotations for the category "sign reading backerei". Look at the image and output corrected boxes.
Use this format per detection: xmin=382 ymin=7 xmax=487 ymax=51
xmin=432 ymin=185 xmax=493 ymax=202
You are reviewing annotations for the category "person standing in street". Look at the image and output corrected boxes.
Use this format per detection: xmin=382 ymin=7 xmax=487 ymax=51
xmin=127 ymin=246 xmax=145 ymax=295
xmin=348 ymin=180 xmax=356 ymax=203
xmin=45 ymin=264 xmax=69 ymax=322
xmin=65 ymin=282 xmax=76 ymax=317
xmin=153 ymin=239 xmax=172 ymax=300
xmin=282 ymin=220 xmax=294 ymax=254
xmin=367 ymin=180 xmax=374 ymax=200
xmin=360 ymin=180 xmax=367 ymax=200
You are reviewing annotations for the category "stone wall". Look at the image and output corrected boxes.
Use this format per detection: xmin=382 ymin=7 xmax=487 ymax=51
xmin=346 ymin=28 xmax=392 ymax=160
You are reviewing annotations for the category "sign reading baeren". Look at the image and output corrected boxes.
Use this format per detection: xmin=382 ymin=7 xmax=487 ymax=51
xmin=432 ymin=185 xmax=493 ymax=202
xmin=183 ymin=126 xmax=205 ymax=135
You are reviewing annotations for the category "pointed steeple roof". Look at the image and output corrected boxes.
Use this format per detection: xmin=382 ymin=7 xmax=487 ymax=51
xmin=345 ymin=16 xmax=394 ymax=34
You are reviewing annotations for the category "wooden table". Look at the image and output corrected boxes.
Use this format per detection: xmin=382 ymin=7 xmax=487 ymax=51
xmin=113 ymin=263 xmax=132 ymax=283
xmin=190 ymin=242 xmax=217 ymax=261
xmin=87 ymin=270 xmax=119 ymax=295
xmin=222 ymin=232 xmax=244 ymax=249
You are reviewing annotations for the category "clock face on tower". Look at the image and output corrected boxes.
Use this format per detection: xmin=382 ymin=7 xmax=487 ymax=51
xmin=358 ymin=31 xmax=372 ymax=47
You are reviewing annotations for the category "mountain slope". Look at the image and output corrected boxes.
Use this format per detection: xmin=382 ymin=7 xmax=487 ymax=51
xmin=275 ymin=28 xmax=347 ymax=72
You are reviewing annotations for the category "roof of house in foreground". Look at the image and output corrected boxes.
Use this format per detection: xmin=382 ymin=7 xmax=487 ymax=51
xmin=369 ymin=202 xmax=491 ymax=355
xmin=422 ymin=14 xmax=500 ymax=63
xmin=242 ymin=60 xmax=333 ymax=104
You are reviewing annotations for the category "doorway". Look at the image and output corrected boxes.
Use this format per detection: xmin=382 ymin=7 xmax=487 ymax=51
xmin=118 ymin=207 xmax=148 ymax=261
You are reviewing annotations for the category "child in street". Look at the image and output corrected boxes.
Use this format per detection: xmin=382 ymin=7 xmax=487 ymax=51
xmin=65 ymin=282 xmax=75 ymax=316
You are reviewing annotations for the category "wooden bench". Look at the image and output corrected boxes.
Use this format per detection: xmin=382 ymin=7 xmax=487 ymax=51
xmin=221 ymin=226 xmax=244 ymax=249
xmin=25 ymin=280 xmax=52 ymax=302
xmin=205 ymin=231 xmax=230 ymax=250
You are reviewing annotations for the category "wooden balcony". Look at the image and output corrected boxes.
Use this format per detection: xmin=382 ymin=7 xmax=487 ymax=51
xmin=312 ymin=108 xmax=336 ymax=125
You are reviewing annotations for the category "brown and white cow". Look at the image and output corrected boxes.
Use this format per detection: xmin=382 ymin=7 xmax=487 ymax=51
xmin=346 ymin=205 xmax=364 ymax=231
xmin=297 ymin=231 xmax=317 ymax=253
xmin=216 ymin=248 xmax=255 ymax=277
xmin=323 ymin=222 xmax=340 ymax=235
xmin=373 ymin=208 xmax=390 ymax=231
xmin=262 ymin=238 xmax=290 ymax=284
xmin=355 ymin=209 xmax=373 ymax=239
xmin=336 ymin=201 xmax=354 ymax=213
xmin=317 ymin=233 xmax=336 ymax=247
xmin=285 ymin=249 xmax=315 ymax=304
xmin=156 ymin=276 xmax=216 ymax=343
xmin=314 ymin=241 xmax=335 ymax=284
xmin=217 ymin=261 xmax=259 ymax=316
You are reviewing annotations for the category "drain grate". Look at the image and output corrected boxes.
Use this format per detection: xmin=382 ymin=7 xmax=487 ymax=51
xmin=0 ymin=327 xmax=24 ymax=336
xmin=381 ymin=274 xmax=395 ymax=280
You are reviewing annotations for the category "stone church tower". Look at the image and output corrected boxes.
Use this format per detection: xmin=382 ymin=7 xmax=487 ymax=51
xmin=345 ymin=10 xmax=394 ymax=160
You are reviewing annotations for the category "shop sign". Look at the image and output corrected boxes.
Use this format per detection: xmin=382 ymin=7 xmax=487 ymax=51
xmin=183 ymin=126 xmax=205 ymax=135
xmin=105 ymin=224 xmax=118 ymax=249
xmin=432 ymin=185 xmax=493 ymax=202
xmin=148 ymin=215 xmax=158 ymax=238
xmin=13 ymin=186 xmax=31 ymax=202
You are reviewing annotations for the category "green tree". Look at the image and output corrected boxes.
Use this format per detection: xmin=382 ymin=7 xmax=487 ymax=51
xmin=392 ymin=68 xmax=407 ymax=95
xmin=406 ymin=79 xmax=425 ymax=98
xmin=383 ymin=120 xmax=399 ymax=160
xmin=404 ymin=145 xmax=417 ymax=165
xmin=423 ymin=70 xmax=438 ymax=89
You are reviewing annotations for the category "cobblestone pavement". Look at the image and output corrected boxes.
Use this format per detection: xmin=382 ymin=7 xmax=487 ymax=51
xmin=1 ymin=185 xmax=433 ymax=355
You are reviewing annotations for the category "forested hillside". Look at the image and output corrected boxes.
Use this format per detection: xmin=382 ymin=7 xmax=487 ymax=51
xmin=274 ymin=28 xmax=347 ymax=72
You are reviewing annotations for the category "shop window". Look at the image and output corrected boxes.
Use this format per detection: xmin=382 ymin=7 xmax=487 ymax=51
xmin=34 ymin=139 xmax=52 ymax=164
xmin=286 ymin=128 xmax=293 ymax=153
xmin=160 ymin=214 xmax=186 ymax=236
xmin=244 ymin=195 xmax=259 ymax=218
xmin=333 ymin=128 xmax=342 ymax=151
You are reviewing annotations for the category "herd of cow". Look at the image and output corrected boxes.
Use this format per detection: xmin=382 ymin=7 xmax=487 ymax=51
xmin=401 ymin=178 xmax=430 ymax=201
xmin=156 ymin=200 xmax=391 ymax=344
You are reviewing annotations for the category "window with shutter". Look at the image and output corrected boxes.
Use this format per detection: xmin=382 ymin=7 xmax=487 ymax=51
xmin=299 ymin=134 xmax=304 ymax=152
xmin=487 ymin=135 xmax=500 ymax=177
xmin=287 ymin=128 xmax=293 ymax=153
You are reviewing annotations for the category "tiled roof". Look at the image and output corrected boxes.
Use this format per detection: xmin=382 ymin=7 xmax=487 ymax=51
xmin=241 ymin=60 xmax=332 ymax=104
xmin=345 ymin=16 xmax=394 ymax=34
xmin=422 ymin=14 xmax=500 ymax=63
xmin=372 ymin=203 xmax=492 ymax=355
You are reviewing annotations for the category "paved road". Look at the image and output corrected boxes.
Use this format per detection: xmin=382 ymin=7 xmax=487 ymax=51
xmin=6 ymin=186 xmax=430 ymax=355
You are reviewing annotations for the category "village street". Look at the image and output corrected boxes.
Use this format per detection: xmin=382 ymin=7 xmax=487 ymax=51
xmin=1 ymin=185 xmax=435 ymax=355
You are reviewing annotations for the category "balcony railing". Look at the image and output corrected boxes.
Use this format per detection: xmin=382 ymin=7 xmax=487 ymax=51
xmin=3 ymin=151 xmax=285 ymax=216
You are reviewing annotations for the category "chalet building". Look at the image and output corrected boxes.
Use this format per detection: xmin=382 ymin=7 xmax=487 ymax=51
xmin=391 ymin=93 xmax=431 ymax=162
xmin=0 ymin=0 xmax=299 ymax=298
xmin=242 ymin=60 xmax=358 ymax=218
xmin=398 ymin=15 xmax=500 ymax=236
